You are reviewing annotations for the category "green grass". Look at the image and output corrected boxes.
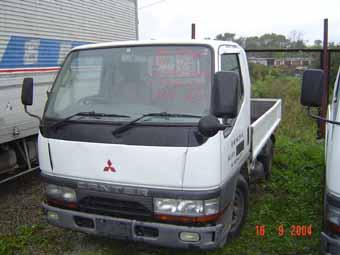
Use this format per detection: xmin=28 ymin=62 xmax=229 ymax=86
xmin=0 ymin=75 xmax=325 ymax=255
xmin=0 ymin=224 xmax=76 ymax=255
xmin=229 ymin=75 xmax=324 ymax=254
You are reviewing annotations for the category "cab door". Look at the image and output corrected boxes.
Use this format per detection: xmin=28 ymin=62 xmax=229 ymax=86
xmin=218 ymin=46 xmax=251 ymax=184
xmin=326 ymin=66 xmax=340 ymax=195
xmin=326 ymin=67 xmax=340 ymax=161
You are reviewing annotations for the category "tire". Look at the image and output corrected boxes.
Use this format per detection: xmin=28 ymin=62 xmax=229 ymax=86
xmin=258 ymin=139 xmax=274 ymax=180
xmin=227 ymin=175 xmax=249 ymax=241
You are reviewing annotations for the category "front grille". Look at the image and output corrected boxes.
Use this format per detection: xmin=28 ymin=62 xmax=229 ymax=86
xmin=78 ymin=196 xmax=152 ymax=219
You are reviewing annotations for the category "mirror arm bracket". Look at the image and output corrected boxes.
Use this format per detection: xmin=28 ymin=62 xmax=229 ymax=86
xmin=219 ymin=124 xmax=231 ymax=130
xmin=307 ymin=107 xmax=340 ymax=126
xmin=24 ymin=105 xmax=42 ymax=122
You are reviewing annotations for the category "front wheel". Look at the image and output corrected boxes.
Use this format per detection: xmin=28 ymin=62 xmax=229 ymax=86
xmin=227 ymin=175 xmax=249 ymax=241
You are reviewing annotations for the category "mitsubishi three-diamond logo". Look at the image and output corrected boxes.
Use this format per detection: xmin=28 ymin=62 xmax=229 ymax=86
xmin=103 ymin=160 xmax=116 ymax=172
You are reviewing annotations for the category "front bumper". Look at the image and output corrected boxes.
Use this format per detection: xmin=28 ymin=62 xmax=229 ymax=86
xmin=42 ymin=203 xmax=225 ymax=249
xmin=321 ymin=232 xmax=340 ymax=254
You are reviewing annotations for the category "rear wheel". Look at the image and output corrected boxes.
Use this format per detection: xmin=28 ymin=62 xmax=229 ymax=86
xmin=227 ymin=175 xmax=249 ymax=241
xmin=258 ymin=139 xmax=274 ymax=180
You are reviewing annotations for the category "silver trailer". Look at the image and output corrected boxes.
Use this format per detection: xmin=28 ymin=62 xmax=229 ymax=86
xmin=0 ymin=0 xmax=138 ymax=182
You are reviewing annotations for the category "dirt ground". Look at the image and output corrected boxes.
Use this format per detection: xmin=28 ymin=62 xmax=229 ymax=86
xmin=0 ymin=172 xmax=44 ymax=235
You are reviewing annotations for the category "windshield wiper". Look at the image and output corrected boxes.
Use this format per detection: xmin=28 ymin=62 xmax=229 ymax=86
xmin=48 ymin=111 xmax=130 ymax=130
xmin=112 ymin=112 xmax=202 ymax=136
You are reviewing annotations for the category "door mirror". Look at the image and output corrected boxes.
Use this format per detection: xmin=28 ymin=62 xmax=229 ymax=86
xmin=21 ymin=78 xmax=34 ymax=106
xmin=300 ymin=69 xmax=324 ymax=107
xmin=212 ymin=71 xmax=239 ymax=118
xmin=198 ymin=115 xmax=227 ymax=137
xmin=21 ymin=77 xmax=41 ymax=121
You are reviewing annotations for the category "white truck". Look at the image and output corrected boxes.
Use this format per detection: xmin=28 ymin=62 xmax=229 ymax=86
xmin=300 ymin=67 xmax=340 ymax=254
xmin=21 ymin=40 xmax=281 ymax=249
xmin=0 ymin=0 xmax=138 ymax=182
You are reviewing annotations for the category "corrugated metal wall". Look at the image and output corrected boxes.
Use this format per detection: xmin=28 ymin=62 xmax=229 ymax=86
xmin=0 ymin=0 xmax=138 ymax=69
xmin=0 ymin=0 xmax=138 ymax=144
xmin=0 ymin=0 xmax=137 ymax=42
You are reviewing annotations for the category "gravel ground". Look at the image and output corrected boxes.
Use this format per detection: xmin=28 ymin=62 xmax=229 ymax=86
xmin=0 ymin=172 xmax=44 ymax=235
xmin=0 ymin=172 xmax=83 ymax=255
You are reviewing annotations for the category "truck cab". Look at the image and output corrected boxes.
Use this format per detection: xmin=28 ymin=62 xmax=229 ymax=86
xmin=301 ymin=66 xmax=340 ymax=254
xmin=322 ymin=67 xmax=340 ymax=254
xmin=21 ymin=40 xmax=281 ymax=249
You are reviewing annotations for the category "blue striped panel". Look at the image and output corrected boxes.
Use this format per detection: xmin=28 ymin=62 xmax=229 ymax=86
xmin=0 ymin=36 xmax=91 ymax=69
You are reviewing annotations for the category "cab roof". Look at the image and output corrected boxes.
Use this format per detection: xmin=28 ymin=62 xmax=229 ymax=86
xmin=72 ymin=39 xmax=242 ymax=52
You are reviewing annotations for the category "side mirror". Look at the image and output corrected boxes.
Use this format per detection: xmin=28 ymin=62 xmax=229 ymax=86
xmin=300 ymin=69 xmax=324 ymax=107
xmin=21 ymin=78 xmax=41 ymax=121
xmin=198 ymin=115 xmax=227 ymax=137
xmin=212 ymin=71 xmax=239 ymax=118
xmin=21 ymin=78 xmax=34 ymax=106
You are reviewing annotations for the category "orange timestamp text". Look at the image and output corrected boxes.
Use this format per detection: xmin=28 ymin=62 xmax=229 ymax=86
xmin=256 ymin=224 xmax=313 ymax=237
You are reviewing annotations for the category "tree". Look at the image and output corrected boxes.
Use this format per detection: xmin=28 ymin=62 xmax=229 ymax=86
xmin=314 ymin=40 xmax=322 ymax=48
xmin=288 ymin=30 xmax=306 ymax=49
xmin=289 ymin=30 xmax=303 ymax=43
xmin=215 ymin=32 xmax=294 ymax=49
xmin=215 ymin=33 xmax=236 ymax=42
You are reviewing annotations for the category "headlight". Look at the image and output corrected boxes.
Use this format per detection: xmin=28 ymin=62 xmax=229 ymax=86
xmin=154 ymin=198 xmax=219 ymax=216
xmin=61 ymin=187 xmax=77 ymax=202
xmin=325 ymin=194 xmax=340 ymax=235
xmin=45 ymin=184 xmax=62 ymax=198
xmin=45 ymin=184 xmax=77 ymax=203
xmin=327 ymin=204 xmax=340 ymax=226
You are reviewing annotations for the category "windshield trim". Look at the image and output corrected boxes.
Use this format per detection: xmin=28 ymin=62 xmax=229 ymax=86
xmin=42 ymin=117 xmax=200 ymax=128
xmin=42 ymin=43 xmax=215 ymax=123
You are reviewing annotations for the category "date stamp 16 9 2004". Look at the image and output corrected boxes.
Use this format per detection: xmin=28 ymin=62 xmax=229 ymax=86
xmin=256 ymin=225 xmax=313 ymax=237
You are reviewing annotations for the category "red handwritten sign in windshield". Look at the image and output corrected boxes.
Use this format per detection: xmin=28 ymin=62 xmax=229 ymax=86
xmin=149 ymin=47 xmax=210 ymax=106
xmin=152 ymin=48 xmax=209 ymax=78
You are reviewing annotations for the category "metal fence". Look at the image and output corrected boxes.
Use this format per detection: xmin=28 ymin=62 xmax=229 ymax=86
xmin=245 ymin=48 xmax=340 ymax=138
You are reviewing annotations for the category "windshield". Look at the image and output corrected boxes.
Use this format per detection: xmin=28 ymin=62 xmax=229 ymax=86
xmin=44 ymin=45 xmax=213 ymax=123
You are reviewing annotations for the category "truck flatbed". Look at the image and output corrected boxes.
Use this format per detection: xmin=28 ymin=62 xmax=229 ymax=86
xmin=251 ymin=98 xmax=282 ymax=160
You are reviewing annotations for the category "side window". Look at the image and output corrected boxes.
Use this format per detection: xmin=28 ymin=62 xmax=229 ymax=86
xmin=221 ymin=54 xmax=244 ymax=109
xmin=333 ymin=71 xmax=340 ymax=119
xmin=334 ymin=72 xmax=340 ymax=102
xmin=54 ymin=55 xmax=103 ymax=113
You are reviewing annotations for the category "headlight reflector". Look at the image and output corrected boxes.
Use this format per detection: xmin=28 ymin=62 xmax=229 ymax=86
xmin=45 ymin=184 xmax=77 ymax=203
xmin=154 ymin=199 xmax=179 ymax=214
xmin=154 ymin=198 xmax=218 ymax=216
xmin=61 ymin=187 xmax=77 ymax=202
xmin=177 ymin=200 xmax=204 ymax=215
xmin=46 ymin=184 xmax=62 ymax=198
xmin=204 ymin=199 xmax=219 ymax=215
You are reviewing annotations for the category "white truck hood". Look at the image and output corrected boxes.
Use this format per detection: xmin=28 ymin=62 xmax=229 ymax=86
xmin=39 ymin=134 xmax=221 ymax=190
xmin=47 ymin=139 xmax=187 ymax=189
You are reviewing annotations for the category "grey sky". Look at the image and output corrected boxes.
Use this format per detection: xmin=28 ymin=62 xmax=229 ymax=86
xmin=138 ymin=0 xmax=340 ymax=44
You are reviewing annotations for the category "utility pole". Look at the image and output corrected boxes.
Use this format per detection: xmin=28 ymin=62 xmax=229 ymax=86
xmin=320 ymin=18 xmax=329 ymax=138
xmin=191 ymin=23 xmax=196 ymax=39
